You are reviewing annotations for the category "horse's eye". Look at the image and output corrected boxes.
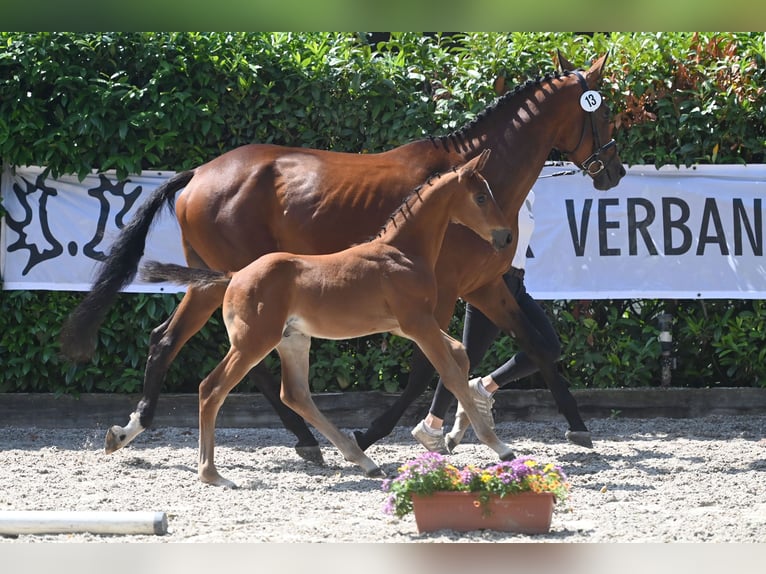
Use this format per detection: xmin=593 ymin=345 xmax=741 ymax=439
xmin=475 ymin=193 xmax=487 ymax=205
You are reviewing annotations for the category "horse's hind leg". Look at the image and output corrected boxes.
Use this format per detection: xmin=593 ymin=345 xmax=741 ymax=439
xmin=104 ymin=284 xmax=226 ymax=454
xmin=277 ymin=333 xmax=384 ymax=478
xmin=246 ymin=363 xmax=323 ymax=464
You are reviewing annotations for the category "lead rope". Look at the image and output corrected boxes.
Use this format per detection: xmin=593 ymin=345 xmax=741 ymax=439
xmin=537 ymin=161 xmax=580 ymax=179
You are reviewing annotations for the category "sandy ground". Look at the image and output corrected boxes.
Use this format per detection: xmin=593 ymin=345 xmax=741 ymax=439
xmin=0 ymin=415 xmax=765 ymax=543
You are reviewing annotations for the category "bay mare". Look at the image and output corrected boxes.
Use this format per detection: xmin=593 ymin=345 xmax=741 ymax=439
xmin=60 ymin=53 xmax=625 ymax=464
xmin=140 ymin=151 xmax=514 ymax=486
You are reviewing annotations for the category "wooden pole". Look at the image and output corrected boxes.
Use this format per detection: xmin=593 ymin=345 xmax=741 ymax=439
xmin=0 ymin=510 xmax=168 ymax=536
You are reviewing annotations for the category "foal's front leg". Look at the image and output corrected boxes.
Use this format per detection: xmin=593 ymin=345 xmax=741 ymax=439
xmin=408 ymin=321 xmax=515 ymax=461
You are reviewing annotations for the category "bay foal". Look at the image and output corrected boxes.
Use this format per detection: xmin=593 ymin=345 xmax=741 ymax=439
xmin=141 ymin=150 xmax=514 ymax=486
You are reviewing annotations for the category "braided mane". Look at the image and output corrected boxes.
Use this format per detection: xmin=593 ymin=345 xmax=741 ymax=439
xmin=429 ymin=70 xmax=574 ymax=152
xmin=369 ymin=167 xmax=456 ymax=241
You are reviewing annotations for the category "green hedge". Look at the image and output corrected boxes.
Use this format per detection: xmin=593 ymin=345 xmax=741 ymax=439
xmin=1 ymin=32 xmax=765 ymax=394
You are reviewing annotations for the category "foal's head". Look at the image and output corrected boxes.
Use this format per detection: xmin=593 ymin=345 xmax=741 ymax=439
xmin=451 ymin=149 xmax=513 ymax=251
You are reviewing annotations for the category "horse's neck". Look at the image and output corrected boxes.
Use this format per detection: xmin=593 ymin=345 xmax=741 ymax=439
xmin=460 ymin=79 xmax=575 ymax=215
xmin=377 ymin=182 xmax=454 ymax=265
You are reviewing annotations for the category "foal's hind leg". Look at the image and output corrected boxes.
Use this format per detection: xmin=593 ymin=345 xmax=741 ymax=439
xmin=105 ymin=284 xmax=226 ymax=454
xmin=277 ymin=333 xmax=384 ymax=478
xmin=198 ymin=345 xmax=264 ymax=487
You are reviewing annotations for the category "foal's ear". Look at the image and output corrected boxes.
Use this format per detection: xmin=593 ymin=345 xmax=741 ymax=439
xmin=557 ymin=50 xmax=576 ymax=72
xmin=459 ymin=149 xmax=492 ymax=180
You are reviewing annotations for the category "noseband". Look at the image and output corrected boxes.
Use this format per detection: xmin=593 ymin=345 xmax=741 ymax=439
xmin=561 ymin=71 xmax=617 ymax=178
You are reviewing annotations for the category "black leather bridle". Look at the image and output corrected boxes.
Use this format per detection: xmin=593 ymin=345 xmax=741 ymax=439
xmin=561 ymin=70 xmax=618 ymax=178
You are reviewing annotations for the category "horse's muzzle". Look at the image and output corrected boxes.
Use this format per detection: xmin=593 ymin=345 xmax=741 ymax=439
xmin=491 ymin=229 xmax=513 ymax=251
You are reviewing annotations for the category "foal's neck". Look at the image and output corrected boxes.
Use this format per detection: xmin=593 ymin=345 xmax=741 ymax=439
xmin=376 ymin=176 xmax=457 ymax=264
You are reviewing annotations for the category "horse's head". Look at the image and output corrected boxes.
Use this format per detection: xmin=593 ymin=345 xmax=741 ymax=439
xmin=455 ymin=149 xmax=513 ymax=251
xmin=556 ymin=51 xmax=626 ymax=191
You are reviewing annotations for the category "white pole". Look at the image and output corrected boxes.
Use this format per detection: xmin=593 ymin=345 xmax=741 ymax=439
xmin=0 ymin=511 xmax=168 ymax=536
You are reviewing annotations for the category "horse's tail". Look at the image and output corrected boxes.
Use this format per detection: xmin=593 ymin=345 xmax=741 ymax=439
xmin=60 ymin=170 xmax=196 ymax=362
xmin=140 ymin=261 xmax=232 ymax=288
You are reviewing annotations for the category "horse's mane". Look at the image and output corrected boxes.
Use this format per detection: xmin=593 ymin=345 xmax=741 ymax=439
xmin=429 ymin=69 xmax=574 ymax=152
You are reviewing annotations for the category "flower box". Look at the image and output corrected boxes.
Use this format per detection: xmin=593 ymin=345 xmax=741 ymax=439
xmin=411 ymin=490 xmax=554 ymax=534
xmin=383 ymin=452 xmax=568 ymax=535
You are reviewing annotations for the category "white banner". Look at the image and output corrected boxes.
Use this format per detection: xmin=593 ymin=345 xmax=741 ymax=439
xmin=1 ymin=166 xmax=186 ymax=293
xmin=527 ymin=163 xmax=766 ymax=299
xmin=2 ymin=163 xmax=765 ymax=299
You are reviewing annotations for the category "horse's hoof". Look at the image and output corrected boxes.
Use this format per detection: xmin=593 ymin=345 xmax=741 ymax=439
xmin=365 ymin=466 xmax=386 ymax=479
xmin=295 ymin=445 xmax=325 ymax=465
xmin=104 ymin=426 xmax=127 ymax=454
xmin=565 ymin=430 xmax=593 ymax=448
xmin=498 ymin=446 xmax=516 ymax=461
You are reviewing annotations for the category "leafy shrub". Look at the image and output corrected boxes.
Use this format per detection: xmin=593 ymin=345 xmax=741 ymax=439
xmin=1 ymin=32 xmax=764 ymax=393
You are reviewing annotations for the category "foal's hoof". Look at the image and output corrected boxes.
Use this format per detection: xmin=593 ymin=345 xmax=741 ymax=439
xmin=104 ymin=426 xmax=128 ymax=454
xmin=200 ymin=474 xmax=238 ymax=489
xmin=295 ymin=445 xmax=325 ymax=465
xmin=565 ymin=430 xmax=593 ymax=448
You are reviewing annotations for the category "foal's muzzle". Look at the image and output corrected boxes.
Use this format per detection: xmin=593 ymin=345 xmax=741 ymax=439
xmin=491 ymin=229 xmax=513 ymax=251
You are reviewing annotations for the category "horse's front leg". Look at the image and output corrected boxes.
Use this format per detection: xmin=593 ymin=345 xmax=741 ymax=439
xmin=406 ymin=319 xmax=515 ymax=461
xmin=246 ymin=363 xmax=323 ymax=464
xmin=465 ymin=278 xmax=592 ymax=447
xmin=105 ymin=285 xmax=225 ymax=454
xmin=353 ymin=346 xmax=434 ymax=451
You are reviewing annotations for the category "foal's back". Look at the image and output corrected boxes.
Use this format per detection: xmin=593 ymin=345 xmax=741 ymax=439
xmin=224 ymin=244 xmax=411 ymax=343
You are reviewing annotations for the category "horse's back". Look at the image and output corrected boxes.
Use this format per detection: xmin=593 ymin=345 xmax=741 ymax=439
xmin=175 ymin=141 xmax=451 ymax=271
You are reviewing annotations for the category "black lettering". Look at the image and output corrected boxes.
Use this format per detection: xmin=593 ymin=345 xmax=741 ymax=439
xmin=733 ymin=198 xmax=762 ymax=256
xmin=598 ymin=198 xmax=620 ymax=256
xmin=662 ymin=197 xmax=692 ymax=255
xmin=627 ymin=198 xmax=658 ymax=255
xmin=566 ymin=198 xmax=592 ymax=257
xmin=696 ymin=198 xmax=728 ymax=255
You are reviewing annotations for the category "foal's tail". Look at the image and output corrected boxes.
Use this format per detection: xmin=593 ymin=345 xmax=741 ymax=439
xmin=60 ymin=170 xmax=196 ymax=362
xmin=140 ymin=261 xmax=232 ymax=289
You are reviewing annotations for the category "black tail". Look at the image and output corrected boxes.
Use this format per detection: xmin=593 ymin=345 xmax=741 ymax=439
xmin=140 ymin=261 xmax=230 ymax=288
xmin=60 ymin=170 xmax=196 ymax=362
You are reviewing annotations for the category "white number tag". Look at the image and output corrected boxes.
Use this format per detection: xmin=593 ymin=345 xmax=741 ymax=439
xmin=580 ymin=90 xmax=602 ymax=112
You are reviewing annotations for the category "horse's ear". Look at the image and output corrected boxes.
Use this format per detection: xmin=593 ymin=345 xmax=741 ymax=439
xmin=459 ymin=149 xmax=491 ymax=181
xmin=557 ymin=50 xmax=576 ymax=72
xmin=585 ymin=52 xmax=609 ymax=88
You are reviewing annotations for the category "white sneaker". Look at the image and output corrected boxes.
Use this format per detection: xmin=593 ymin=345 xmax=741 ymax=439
xmin=411 ymin=420 xmax=449 ymax=454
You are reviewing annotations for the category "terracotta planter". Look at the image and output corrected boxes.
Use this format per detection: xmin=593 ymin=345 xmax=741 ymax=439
xmin=411 ymin=491 xmax=554 ymax=534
